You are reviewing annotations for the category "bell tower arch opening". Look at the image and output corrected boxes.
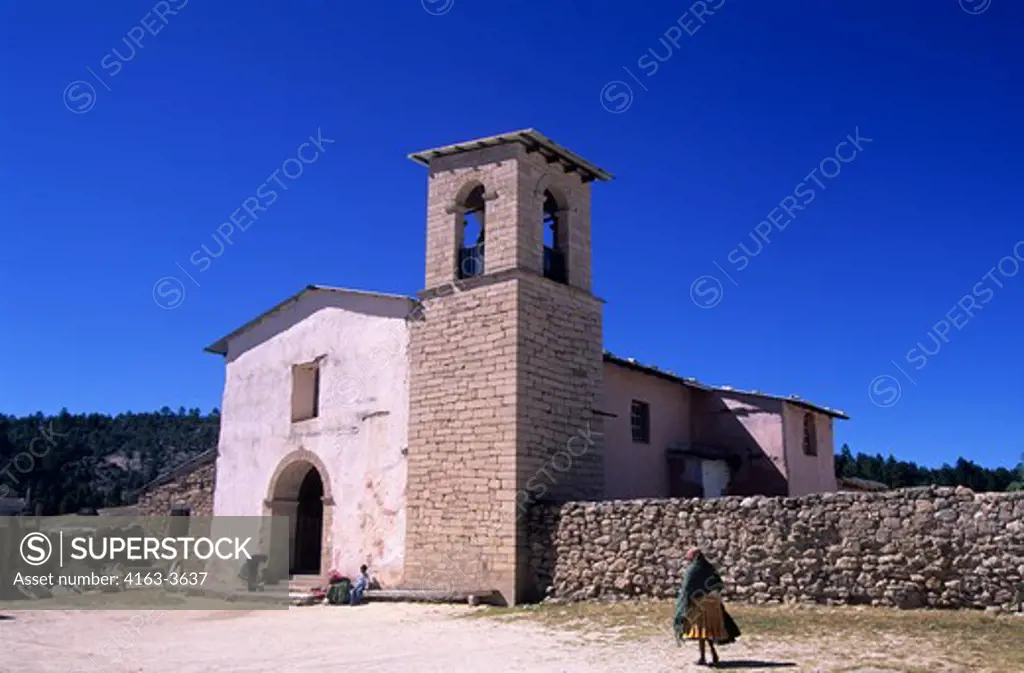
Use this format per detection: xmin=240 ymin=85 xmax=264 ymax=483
xmin=456 ymin=183 xmax=487 ymax=279
xmin=542 ymin=188 xmax=569 ymax=284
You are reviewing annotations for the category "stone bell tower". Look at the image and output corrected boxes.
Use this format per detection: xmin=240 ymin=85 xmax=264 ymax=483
xmin=403 ymin=130 xmax=612 ymax=604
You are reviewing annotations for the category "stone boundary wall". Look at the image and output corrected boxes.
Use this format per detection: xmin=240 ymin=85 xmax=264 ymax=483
xmin=527 ymin=486 xmax=1024 ymax=612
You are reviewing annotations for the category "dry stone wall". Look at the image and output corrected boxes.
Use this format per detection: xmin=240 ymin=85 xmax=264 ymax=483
xmin=528 ymin=486 xmax=1024 ymax=612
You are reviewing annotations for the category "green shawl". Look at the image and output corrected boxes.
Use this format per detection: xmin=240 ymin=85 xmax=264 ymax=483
xmin=672 ymin=553 xmax=741 ymax=643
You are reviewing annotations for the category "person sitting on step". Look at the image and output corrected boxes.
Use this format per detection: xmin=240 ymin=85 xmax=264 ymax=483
xmin=350 ymin=565 xmax=370 ymax=606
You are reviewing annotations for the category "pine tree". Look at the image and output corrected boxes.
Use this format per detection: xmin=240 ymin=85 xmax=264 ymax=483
xmin=832 ymin=446 xmax=1019 ymax=492
xmin=1009 ymin=454 xmax=1024 ymax=491
xmin=836 ymin=444 xmax=858 ymax=477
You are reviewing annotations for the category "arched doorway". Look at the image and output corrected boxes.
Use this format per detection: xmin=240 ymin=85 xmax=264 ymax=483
xmin=264 ymin=451 xmax=334 ymax=581
xmin=292 ymin=468 xmax=323 ymax=574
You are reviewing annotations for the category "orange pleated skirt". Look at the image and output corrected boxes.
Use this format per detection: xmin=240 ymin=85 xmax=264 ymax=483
xmin=682 ymin=594 xmax=728 ymax=641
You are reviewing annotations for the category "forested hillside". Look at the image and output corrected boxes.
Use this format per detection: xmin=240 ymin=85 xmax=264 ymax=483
xmin=0 ymin=408 xmax=218 ymax=514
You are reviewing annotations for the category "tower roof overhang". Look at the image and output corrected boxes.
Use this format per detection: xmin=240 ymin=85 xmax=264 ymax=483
xmin=408 ymin=129 xmax=614 ymax=183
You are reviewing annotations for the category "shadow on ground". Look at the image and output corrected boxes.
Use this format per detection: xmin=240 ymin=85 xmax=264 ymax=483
xmin=713 ymin=661 xmax=796 ymax=669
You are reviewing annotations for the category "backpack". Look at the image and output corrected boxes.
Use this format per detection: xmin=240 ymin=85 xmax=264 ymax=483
xmin=327 ymin=577 xmax=351 ymax=605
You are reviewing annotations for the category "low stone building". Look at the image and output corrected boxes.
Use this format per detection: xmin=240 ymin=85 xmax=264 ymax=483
xmin=133 ymin=449 xmax=216 ymax=517
xmin=203 ymin=129 xmax=848 ymax=604
xmin=837 ymin=476 xmax=889 ymax=492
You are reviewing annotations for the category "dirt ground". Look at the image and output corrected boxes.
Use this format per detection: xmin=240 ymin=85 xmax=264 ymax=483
xmin=2 ymin=601 xmax=1022 ymax=672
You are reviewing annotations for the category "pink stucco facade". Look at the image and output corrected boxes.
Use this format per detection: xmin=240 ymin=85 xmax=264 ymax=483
xmin=601 ymin=363 xmax=691 ymax=499
xmin=600 ymin=359 xmax=840 ymax=499
xmin=782 ymin=402 xmax=838 ymax=496
xmin=690 ymin=391 xmax=790 ymax=496
xmin=208 ymin=292 xmax=842 ymax=590
xmin=211 ymin=288 xmax=412 ymax=587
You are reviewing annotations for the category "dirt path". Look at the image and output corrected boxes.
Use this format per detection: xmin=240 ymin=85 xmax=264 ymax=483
xmin=0 ymin=603 xmax=1014 ymax=672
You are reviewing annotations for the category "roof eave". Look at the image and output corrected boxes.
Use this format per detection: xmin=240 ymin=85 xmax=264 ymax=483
xmin=407 ymin=129 xmax=614 ymax=183
xmin=132 ymin=448 xmax=218 ymax=497
xmin=602 ymin=351 xmax=849 ymax=420
xmin=202 ymin=285 xmax=415 ymax=357
xmin=204 ymin=342 xmax=228 ymax=356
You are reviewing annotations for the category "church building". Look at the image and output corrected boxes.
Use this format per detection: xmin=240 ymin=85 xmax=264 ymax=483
xmin=205 ymin=129 xmax=847 ymax=605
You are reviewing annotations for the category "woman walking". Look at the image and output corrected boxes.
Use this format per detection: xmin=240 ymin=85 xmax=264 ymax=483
xmin=673 ymin=548 xmax=741 ymax=667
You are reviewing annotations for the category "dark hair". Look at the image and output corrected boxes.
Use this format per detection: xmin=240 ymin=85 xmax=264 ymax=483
xmin=360 ymin=565 xmax=368 ymax=573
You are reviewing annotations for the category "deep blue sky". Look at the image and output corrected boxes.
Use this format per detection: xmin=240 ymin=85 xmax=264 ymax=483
xmin=2 ymin=1 xmax=1022 ymax=469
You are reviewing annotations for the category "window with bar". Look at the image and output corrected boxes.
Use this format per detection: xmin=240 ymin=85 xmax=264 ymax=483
xmin=630 ymin=400 xmax=650 ymax=444
xmin=802 ymin=412 xmax=817 ymax=456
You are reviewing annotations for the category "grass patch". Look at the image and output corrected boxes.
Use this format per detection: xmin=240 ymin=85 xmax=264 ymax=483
xmin=468 ymin=600 xmax=1024 ymax=671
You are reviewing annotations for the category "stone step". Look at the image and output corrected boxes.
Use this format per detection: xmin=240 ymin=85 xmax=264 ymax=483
xmin=365 ymin=588 xmax=501 ymax=606
xmin=287 ymin=574 xmax=325 ymax=592
xmin=281 ymin=577 xmax=502 ymax=606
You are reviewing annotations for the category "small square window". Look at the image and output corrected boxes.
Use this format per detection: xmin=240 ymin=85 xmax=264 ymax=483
xmin=630 ymin=400 xmax=650 ymax=444
xmin=291 ymin=360 xmax=321 ymax=422
xmin=802 ymin=412 xmax=817 ymax=456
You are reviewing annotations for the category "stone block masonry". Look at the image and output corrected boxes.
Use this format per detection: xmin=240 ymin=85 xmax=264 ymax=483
xmin=403 ymin=272 xmax=606 ymax=604
xmin=406 ymin=136 xmax=607 ymax=605
xmin=404 ymin=281 xmax=521 ymax=602
xmin=514 ymin=273 xmax=604 ymax=601
xmin=516 ymin=273 xmax=605 ymax=505
xmin=528 ymin=486 xmax=1024 ymax=612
